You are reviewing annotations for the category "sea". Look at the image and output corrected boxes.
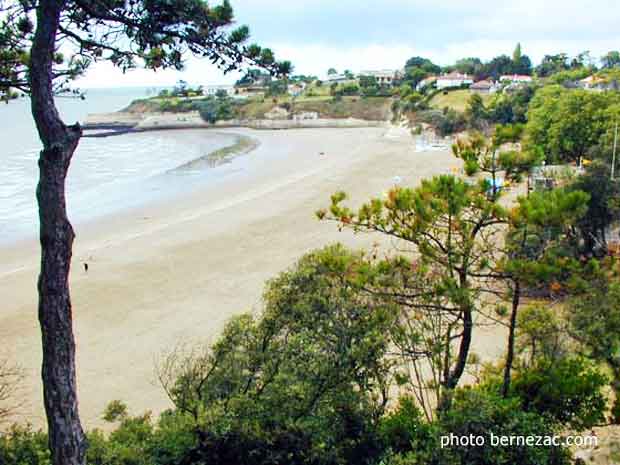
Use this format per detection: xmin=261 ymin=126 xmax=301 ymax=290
xmin=1 ymin=87 xmax=236 ymax=244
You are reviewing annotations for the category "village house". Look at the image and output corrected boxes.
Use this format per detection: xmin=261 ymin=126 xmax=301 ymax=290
xmin=499 ymin=74 xmax=533 ymax=83
xmin=470 ymin=80 xmax=500 ymax=94
xmin=203 ymin=85 xmax=235 ymax=97
xmin=287 ymin=82 xmax=306 ymax=97
xmin=358 ymin=69 xmax=403 ymax=86
xmin=325 ymin=73 xmax=349 ymax=84
xmin=436 ymin=72 xmax=473 ymax=89
xmin=579 ymin=75 xmax=617 ymax=91
xmin=416 ymin=76 xmax=437 ymax=92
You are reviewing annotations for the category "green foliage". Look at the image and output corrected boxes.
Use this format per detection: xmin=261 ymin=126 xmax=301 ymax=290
xmin=536 ymin=54 xmax=571 ymax=77
xmin=265 ymin=79 xmax=287 ymax=97
xmin=602 ymin=51 xmax=620 ymax=69
xmin=465 ymin=93 xmax=487 ymax=129
xmin=505 ymin=188 xmax=592 ymax=294
xmin=0 ymin=425 xmax=50 ymax=465
xmin=402 ymin=56 xmax=441 ymax=88
xmin=569 ymin=279 xmax=620 ymax=423
xmin=493 ymin=123 xmax=525 ymax=144
xmin=452 ymin=132 xmax=538 ymax=184
xmin=196 ymin=97 xmax=234 ymax=123
xmin=321 ymin=176 xmax=509 ymax=414
xmin=103 ymin=400 xmax=128 ymax=423
xmin=547 ymin=67 xmax=592 ymax=85
xmin=379 ymin=397 xmax=438 ymax=457
xmin=486 ymin=84 xmax=537 ymax=124
xmin=85 ymin=410 xmax=196 ymax=465
xmin=511 ymin=358 xmax=608 ymax=430
xmin=385 ymin=388 xmax=571 ymax=465
xmin=436 ymin=389 xmax=571 ymax=465
xmin=334 ymin=82 xmax=360 ymax=97
xmin=567 ymin=161 xmax=620 ymax=255
xmin=1 ymin=0 xmax=291 ymax=98
xmin=417 ymin=108 xmax=466 ymax=136
xmin=159 ymin=245 xmax=395 ymax=465
xmin=515 ymin=306 xmax=569 ymax=364
xmin=524 ymin=86 xmax=620 ymax=163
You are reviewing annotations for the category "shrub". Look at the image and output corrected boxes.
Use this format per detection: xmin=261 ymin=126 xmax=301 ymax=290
xmin=158 ymin=245 xmax=397 ymax=465
xmin=511 ymin=358 xmax=608 ymax=430
xmin=0 ymin=425 xmax=50 ymax=465
xmin=196 ymin=97 xmax=234 ymax=123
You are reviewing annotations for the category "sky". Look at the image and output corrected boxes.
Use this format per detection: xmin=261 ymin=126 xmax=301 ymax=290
xmin=75 ymin=0 xmax=620 ymax=88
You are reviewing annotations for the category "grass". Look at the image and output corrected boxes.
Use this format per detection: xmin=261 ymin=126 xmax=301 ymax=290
xmin=429 ymin=89 xmax=492 ymax=112
xmin=292 ymin=96 xmax=391 ymax=120
xmin=124 ymin=92 xmax=392 ymax=122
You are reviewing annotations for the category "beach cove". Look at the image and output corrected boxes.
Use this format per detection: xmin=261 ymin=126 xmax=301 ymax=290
xmin=1 ymin=125 xmax=506 ymax=428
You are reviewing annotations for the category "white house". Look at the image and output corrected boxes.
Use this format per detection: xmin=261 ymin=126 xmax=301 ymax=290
xmin=499 ymin=74 xmax=533 ymax=83
xmin=436 ymin=72 xmax=473 ymax=89
xmin=470 ymin=80 xmax=500 ymax=94
xmin=358 ymin=69 xmax=403 ymax=85
xmin=204 ymin=84 xmax=235 ymax=97
xmin=288 ymin=82 xmax=306 ymax=97
xmin=579 ymin=75 xmax=612 ymax=90
xmin=416 ymin=76 xmax=437 ymax=92
xmin=325 ymin=74 xmax=349 ymax=84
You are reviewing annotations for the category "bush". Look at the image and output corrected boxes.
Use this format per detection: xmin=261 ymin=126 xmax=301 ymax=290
xmin=383 ymin=389 xmax=571 ymax=465
xmin=436 ymin=389 xmax=571 ymax=465
xmin=511 ymin=358 xmax=608 ymax=430
xmin=196 ymin=97 xmax=234 ymax=123
xmin=0 ymin=425 xmax=50 ymax=465
xmin=379 ymin=397 xmax=438 ymax=460
xmin=417 ymin=109 xmax=467 ymax=136
xmin=158 ymin=245 xmax=397 ymax=465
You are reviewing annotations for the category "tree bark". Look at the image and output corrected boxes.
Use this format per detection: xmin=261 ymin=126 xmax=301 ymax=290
xmin=30 ymin=1 xmax=87 ymax=464
xmin=502 ymin=279 xmax=520 ymax=398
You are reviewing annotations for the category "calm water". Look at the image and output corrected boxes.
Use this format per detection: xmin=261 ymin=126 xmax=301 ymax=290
xmin=1 ymin=88 xmax=235 ymax=243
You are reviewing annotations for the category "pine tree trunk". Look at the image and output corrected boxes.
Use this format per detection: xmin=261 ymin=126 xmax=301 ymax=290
xmin=30 ymin=1 xmax=87 ymax=464
xmin=502 ymin=279 xmax=520 ymax=398
xmin=37 ymin=133 xmax=87 ymax=465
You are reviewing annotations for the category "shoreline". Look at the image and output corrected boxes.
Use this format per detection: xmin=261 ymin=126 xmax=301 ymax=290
xmin=82 ymin=110 xmax=386 ymax=136
xmin=1 ymin=127 xmax=498 ymax=430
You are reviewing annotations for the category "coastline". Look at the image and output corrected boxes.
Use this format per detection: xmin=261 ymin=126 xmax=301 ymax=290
xmin=1 ymin=126 xmax=507 ymax=430
xmin=82 ymin=110 xmax=386 ymax=136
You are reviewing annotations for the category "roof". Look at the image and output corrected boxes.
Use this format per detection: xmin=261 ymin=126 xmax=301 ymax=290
xmin=360 ymin=69 xmax=400 ymax=77
xmin=437 ymin=72 xmax=472 ymax=81
xmin=470 ymin=80 xmax=495 ymax=89
xmin=500 ymin=74 xmax=533 ymax=81
xmin=580 ymin=75 xmax=605 ymax=84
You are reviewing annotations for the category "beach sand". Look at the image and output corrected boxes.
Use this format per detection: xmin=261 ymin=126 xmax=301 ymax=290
xmin=0 ymin=127 xmax=506 ymax=428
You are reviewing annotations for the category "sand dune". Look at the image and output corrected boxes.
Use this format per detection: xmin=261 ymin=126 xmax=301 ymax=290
xmin=1 ymin=127 xmax=494 ymax=429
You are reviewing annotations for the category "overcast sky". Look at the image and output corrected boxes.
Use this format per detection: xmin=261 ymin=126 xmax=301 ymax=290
xmin=75 ymin=0 xmax=620 ymax=88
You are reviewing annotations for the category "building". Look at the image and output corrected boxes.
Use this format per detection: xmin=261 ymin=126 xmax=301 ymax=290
xmin=580 ymin=75 xmax=614 ymax=90
xmin=416 ymin=76 xmax=437 ymax=92
xmin=436 ymin=72 xmax=474 ymax=89
xmin=499 ymin=74 xmax=533 ymax=83
xmin=287 ymin=82 xmax=306 ymax=97
xmin=470 ymin=80 xmax=499 ymax=94
xmin=203 ymin=85 xmax=235 ymax=97
xmin=358 ymin=69 xmax=403 ymax=86
xmin=325 ymin=74 xmax=349 ymax=84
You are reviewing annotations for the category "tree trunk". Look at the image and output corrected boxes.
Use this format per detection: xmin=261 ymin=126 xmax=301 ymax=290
xmin=30 ymin=1 xmax=87 ymax=464
xmin=446 ymin=307 xmax=473 ymax=391
xmin=502 ymin=279 xmax=520 ymax=398
xmin=438 ymin=304 xmax=473 ymax=414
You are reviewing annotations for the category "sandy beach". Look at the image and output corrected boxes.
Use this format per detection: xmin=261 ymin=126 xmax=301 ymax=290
xmin=0 ymin=126 xmax=506 ymax=429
